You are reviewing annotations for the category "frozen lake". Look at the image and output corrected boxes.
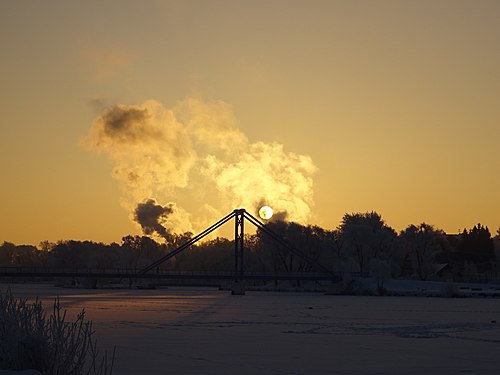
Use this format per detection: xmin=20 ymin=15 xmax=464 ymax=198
xmin=4 ymin=283 xmax=500 ymax=374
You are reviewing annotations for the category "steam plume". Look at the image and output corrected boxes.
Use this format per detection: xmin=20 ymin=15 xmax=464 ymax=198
xmin=83 ymin=97 xmax=317 ymax=239
xmin=134 ymin=199 xmax=173 ymax=240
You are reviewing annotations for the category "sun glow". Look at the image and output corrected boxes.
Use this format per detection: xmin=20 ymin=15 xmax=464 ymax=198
xmin=258 ymin=206 xmax=273 ymax=220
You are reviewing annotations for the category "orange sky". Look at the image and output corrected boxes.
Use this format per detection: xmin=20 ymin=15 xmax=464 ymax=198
xmin=1 ymin=0 xmax=499 ymax=245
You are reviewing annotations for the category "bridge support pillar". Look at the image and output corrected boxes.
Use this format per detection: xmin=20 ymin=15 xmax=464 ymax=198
xmin=233 ymin=209 xmax=245 ymax=295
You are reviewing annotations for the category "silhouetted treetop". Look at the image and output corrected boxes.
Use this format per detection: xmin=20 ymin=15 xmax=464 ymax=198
xmin=457 ymin=224 xmax=494 ymax=270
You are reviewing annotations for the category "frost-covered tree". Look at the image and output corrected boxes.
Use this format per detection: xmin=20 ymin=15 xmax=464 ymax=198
xmin=324 ymin=229 xmax=346 ymax=273
xmin=338 ymin=212 xmax=397 ymax=274
xmin=0 ymin=242 xmax=15 ymax=266
xmin=257 ymin=221 xmax=329 ymax=273
xmin=400 ymin=223 xmax=444 ymax=280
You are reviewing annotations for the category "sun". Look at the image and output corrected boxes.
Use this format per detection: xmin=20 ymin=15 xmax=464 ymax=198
xmin=258 ymin=206 xmax=274 ymax=220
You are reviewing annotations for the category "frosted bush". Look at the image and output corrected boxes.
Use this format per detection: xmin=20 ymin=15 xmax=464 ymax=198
xmin=0 ymin=290 xmax=114 ymax=374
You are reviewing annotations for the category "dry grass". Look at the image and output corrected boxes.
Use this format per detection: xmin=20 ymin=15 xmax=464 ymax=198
xmin=0 ymin=289 xmax=114 ymax=374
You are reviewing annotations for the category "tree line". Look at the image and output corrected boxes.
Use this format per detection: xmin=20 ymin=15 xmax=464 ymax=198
xmin=1 ymin=212 xmax=499 ymax=282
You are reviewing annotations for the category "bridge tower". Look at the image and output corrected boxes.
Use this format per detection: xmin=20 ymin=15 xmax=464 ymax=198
xmin=232 ymin=209 xmax=246 ymax=295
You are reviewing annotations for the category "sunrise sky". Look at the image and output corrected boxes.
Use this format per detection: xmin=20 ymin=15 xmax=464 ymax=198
xmin=1 ymin=0 xmax=499 ymax=245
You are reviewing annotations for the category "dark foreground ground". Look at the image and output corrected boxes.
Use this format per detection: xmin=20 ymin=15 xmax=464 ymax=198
xmin=4 ymin=283 xmax=500 ymax=374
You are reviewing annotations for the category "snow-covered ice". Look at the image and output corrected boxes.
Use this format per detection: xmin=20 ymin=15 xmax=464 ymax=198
xmin=4 ymin=283 xmax=500 ymax=374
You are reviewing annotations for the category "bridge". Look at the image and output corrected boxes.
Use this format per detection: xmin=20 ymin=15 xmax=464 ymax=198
xmin=1 ymin=209 xmax=340 ymax=293
xmin=0 ymin=267 xmax=336 ymax=281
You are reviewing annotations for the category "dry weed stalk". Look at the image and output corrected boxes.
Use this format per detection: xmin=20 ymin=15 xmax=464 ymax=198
xmin=0 ymin=289 xmax=114 ymax=375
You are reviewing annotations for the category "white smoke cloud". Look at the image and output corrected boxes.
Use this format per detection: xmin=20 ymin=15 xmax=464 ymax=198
xmin=201 ymin=142 xmax=316 ymax=223
xmin=83 ymin=100 xmax=196 ymax=198
xmin=83 ymin=97 xmax=317 ymax=239
xmin=175 ymin=97 xmax=248 ymax=155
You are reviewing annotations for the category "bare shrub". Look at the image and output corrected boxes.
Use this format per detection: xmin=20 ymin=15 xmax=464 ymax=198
xmin=0 ymin=289 xmax=114 ymax=374
xmin=370 ymin=259 xmax=391 ymax=296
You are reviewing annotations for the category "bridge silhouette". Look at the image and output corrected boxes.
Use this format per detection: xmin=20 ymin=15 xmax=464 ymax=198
xmin=1 ymin=209 xmax=340 ymax=294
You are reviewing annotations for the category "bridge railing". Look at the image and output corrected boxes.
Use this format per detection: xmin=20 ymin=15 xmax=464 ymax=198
xmin=0 ymin=266 xmax=342 ymax=280
xmin=0 ymin=266 xmax=140 ymax=275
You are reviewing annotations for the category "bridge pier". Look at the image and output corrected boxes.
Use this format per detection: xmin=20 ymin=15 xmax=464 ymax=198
xmin=231 ymin=280 xmax=246 ymax=295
